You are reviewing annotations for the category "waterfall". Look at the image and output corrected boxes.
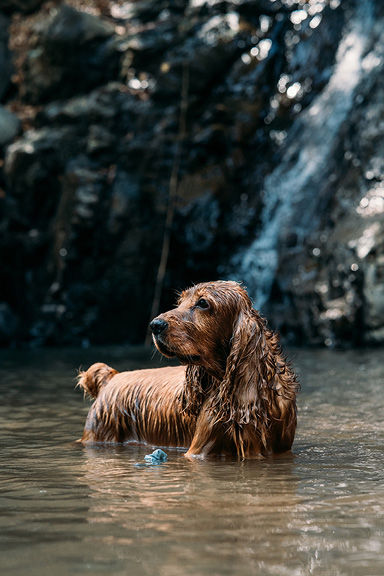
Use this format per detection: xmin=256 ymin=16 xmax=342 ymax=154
xmin=233 ymin=1 xmax=375 ymax=310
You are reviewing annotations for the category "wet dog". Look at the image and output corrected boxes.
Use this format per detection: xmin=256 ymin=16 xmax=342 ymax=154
xmin=78 ymin=281 xmax=299 ymax=459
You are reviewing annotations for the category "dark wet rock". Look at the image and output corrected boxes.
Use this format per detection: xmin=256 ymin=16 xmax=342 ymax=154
xmin=0 ymin=14 xmax=12 ymax=102
xmin=0 ymin=302 xmax=18 ymax=344
xmin=0 ymin=0 xmax=44 ymax=14
xmin=2 ymin=113 xmax=164 ymax=344
xmin=0 ymin=106 xmax=20 ymax=146
xmin=37 ymin=83 xmax=121 ymax=125
xmin=21 ymin=5 xmax=119 ymax=103
xmin=4 ymin=126 xmax=74 ymax=225
xmin=44 ymin=4 xmax=114 ymax=44
xmin=112 ymin=0 xmax=181 ymax=23
xmin=154 ymin=13 xmax=252 ymax=100
xmin=41 ymin=158 xmax=162 ymax=346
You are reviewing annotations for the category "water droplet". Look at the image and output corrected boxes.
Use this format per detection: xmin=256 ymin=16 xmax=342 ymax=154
xmin=308 ymin=2 xmax=325 ymax=16
xmin=290 ymin=10 xmax=308 ymax=25
xmin=160 ymin=62 xmax=170 ymax=74
xmin=286 ymin=82 xmax=301 ymax=99
xmin=258 ymin=39 xmax=272 ymax=60
xmin=277 ymin=74 xmax=290 ymax=93
xmin=270 ymin=130 xmax=287 ymax=145
xmin=241 ymin=53 xmax=251 ymax=65
xmin=128 ymin=78 xmax=142 ymax=90
xmin=309 ymin=15 xmax=322 ymax=29
xmin=259 ymin=15 xmax=271 ymax=34
xmin=270 ymin=96 xmax=279 ymax=110
xmin=250 ymin=46 xmax=259 ymax=57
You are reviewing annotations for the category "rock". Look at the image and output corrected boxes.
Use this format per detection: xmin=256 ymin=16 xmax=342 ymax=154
xmin=4 ymin=126 xmax=73 ymax=224
xmin=38 ymin=84 xmax=120 ymax=125
xmin=87 ymin=124 xmax=115 ymax=154
xmin=43 ymin=4 xmax=114 ymax=45
xmin=177 ymin=191 xmax=220 ymax=253
xmin=21 ymin=5 xmax=119 ymax=103
xmin=0 ymin=0 xmax=44 ymax=14
xmin=107 ymin=170 xmax=140 ymax=234
xmin=0 ymin=106 xmax=20 ymax=146
xmin=0 ymin=14 xmax=12 ymax=101
xmin=0 ymin=303 xmax=18 ymax=344
xmin=364 ymin=256 xmax=384 ymax=331
xmin=154 ymin=13 xmax=249 ymax=99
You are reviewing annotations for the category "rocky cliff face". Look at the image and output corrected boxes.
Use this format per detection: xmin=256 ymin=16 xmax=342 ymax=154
xmin=0 ymin=0 xmax=383 ymax=347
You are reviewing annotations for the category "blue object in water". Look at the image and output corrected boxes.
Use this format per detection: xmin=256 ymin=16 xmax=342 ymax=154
xmin=143 ymin=449 xmax=168 ymax=464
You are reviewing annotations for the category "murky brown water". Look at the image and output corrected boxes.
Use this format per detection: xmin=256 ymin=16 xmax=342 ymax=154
xmin=0 ymin=347 xmax=383 ymax=576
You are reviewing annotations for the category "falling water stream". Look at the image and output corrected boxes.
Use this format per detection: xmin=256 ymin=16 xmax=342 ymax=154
xmin=235 ymin=1 xmax=375 ymax=309
xmin=0 ymin=346 xmax=383 ymax=576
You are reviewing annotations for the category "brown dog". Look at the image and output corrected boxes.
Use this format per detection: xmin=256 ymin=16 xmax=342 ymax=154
xmin=78 ymin=281 xmax=299 ymax=459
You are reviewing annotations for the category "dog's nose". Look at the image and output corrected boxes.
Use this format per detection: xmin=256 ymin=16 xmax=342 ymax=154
xmin=150 ymin=318 xmax=168 ymax=336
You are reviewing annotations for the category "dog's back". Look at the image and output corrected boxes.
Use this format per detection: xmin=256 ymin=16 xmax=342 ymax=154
xmin=79 ymin=364 xmax=195 ymax=446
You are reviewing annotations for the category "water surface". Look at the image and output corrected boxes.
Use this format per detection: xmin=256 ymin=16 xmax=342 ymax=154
xmin=0 ymin=347 xmax=383 ymax=575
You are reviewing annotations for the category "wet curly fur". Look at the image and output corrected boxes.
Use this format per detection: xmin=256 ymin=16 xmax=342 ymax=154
xmin=78 ymin=281 xmax=299 ymax=459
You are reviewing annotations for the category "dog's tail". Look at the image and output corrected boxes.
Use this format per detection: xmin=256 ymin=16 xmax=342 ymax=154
xmin=77 ymin=362 xmax=118 ymax=399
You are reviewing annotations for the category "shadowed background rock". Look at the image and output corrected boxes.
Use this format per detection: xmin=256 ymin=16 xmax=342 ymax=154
xmin=0 ymin=0 xmax=383 ymax=347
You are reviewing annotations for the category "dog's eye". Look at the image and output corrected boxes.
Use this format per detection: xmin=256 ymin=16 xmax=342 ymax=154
xmin=195 ymin=298 xmax=209 ymax=309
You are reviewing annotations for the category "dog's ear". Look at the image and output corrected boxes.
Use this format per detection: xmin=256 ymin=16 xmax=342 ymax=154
xmin=215 ymin=308 xmax=289 ymax=440
xmin=215 ymin=308 xmax=269 ymax=417
xmin=214 ymin=306 xmax=299 ymax=451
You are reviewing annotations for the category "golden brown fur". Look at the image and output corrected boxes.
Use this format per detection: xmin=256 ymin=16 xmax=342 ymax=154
xmin=78 ymin=281 xmax=299 ymax=459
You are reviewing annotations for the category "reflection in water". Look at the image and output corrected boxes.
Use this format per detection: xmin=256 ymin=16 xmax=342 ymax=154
xmin=80 ymin=446 xmax=301 ymax=575
xmin=0 ymin=347 xmax=383 ymax=575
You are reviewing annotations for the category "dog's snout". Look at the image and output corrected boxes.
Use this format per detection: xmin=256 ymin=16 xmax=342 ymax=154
xmin=150 ymin=318 xmax=168 ymax=336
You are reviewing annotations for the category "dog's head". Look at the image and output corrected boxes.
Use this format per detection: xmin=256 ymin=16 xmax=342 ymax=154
xmin=150 ymin=280 xmax=258 ymax=377
xmin=150 ymin=280 xmax=298 ymax=450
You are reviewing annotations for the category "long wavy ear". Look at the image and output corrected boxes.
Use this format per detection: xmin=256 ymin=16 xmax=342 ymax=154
xmin=214 ymin=309 xmax=267 ymax=420
xmin=213 ymin=307 xmax=298 ymax=450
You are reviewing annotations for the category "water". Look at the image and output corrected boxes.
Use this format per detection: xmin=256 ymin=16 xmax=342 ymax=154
xmin=234 ymin=1 xmax=375 ymax=308
xmin=0 ymin=347 xmax=383 ymax=576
